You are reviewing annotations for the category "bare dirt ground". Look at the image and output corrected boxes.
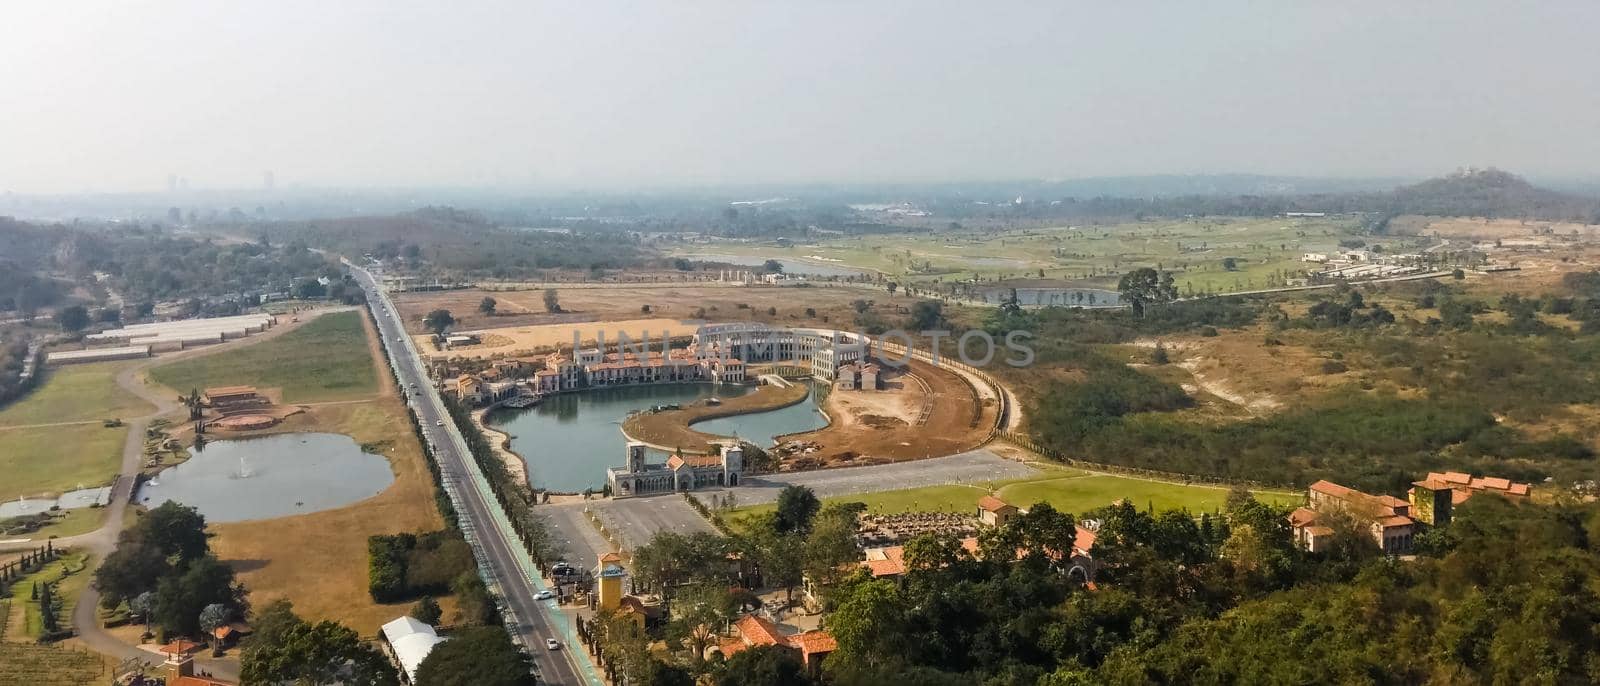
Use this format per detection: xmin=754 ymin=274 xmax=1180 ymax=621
xmin=415 ymin=317 xmax=703 ymax=360
xmin=824 ymin=366 xmax=924 ymax=431
xmin=393 ymin=285 xmax=915 ymax=337
xmin=785 ymin=357 xmax=995 ymax=466
xmin=1391 ymin=215 xmax=1600 ymax=241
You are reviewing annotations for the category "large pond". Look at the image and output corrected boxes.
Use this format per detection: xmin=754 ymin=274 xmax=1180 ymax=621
xmin=487 ymin=382 xmax=826 ymax=492
xmin=677 ymin=253 xmax=868 ymax=278
xmin=135 ymin=433 xmax=394 ymax=522
xmin=976 ymin=287 xmax=1123 ymax=308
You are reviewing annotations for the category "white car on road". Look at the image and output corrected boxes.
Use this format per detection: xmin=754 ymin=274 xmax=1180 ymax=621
xmin=545 ymin=638 xmax=561 ymax=650
xmin=534 ymin=590 xmax=554 ymax=600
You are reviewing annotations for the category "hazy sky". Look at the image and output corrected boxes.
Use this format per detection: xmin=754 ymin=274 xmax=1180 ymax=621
xmin=3 ymin=2 xmax=1598 ymax=193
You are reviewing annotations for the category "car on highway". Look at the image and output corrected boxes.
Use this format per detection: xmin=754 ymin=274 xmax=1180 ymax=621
xmin=546 ymin=638 xmax=561 ymax=651
xmin=436 ymin=419 xmax=445 ymax=426
xmin=534 ymin=590 xmax=554 ymax=600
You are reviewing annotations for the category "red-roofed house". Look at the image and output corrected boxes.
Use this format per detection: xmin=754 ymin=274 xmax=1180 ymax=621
xmin=1409 ymin=472 xmax=1532 ymax=525
xmin=976 ymin=495 xmax=1018 ymax=526
xmin=1295 ymin=480 xmax=1415 ymax=554
xmin=718 ymin=614 xmax=836 ymax=675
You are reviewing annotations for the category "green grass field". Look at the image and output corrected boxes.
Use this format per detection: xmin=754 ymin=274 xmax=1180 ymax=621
xmin=996 ymin=474 xmax=1300 ymax=515
xmin=724 ymin=467 xmax=1300 ymax=533
xmin=0 ymin=361 xmax=152 ymax=427
xmin=0 ymin=424 xmax=128 ymax=501
xmin=150 ymin=310 xmax=378 ymax=403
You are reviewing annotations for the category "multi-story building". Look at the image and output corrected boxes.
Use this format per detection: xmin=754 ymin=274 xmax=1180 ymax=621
xmin=1290 ymin=480 xmax=1416 ymax=554
xmin=606 ymin=441 xmax=744 ymax=497
xmin=1408 ymin=471 xmax=1532 ymax=526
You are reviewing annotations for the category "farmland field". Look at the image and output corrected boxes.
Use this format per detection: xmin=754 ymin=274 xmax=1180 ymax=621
xmin=149 ymin=310 xmax=378 ymax=402
xmin=669 ymin=215 xmax=1406 ymax=296
xmin=0 ymin=360 xmax=151 ymax=427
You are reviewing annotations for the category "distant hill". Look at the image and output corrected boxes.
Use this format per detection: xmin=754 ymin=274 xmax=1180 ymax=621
xmin=1381 ymin=168 xmax=1600 ymax=221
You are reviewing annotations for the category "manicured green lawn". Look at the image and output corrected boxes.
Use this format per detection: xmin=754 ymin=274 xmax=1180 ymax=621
xmin=3 ymin=552 xmax=92 ymax=640
xmin=0 ymin=424 xmax=128 ymax=501
xmin=0 ymin=361 xmax=152 ymax=427
xmin=724 ymin=467 xmax=1300 ymax=532
xmin=150 ymin=310 xmax=378 ymax=403
xmin=998 ymin=474 xmax=1300 ymax=516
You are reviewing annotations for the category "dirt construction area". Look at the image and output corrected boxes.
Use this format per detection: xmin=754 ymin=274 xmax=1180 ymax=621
xmin=781 ymin=356 xmax=996 ymax=467
xmin=414 ymin=317 xmax=702 ymax=360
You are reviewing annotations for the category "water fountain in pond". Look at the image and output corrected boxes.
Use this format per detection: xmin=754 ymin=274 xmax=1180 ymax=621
xmin=233 ymin=454 xmax=255 ymax=479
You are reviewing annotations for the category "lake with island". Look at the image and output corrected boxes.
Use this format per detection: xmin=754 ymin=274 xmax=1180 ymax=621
xmin=134 ymin=432 xmax=394 ymax=522
xmin=487 ymin=382 xmax=827 ymax=492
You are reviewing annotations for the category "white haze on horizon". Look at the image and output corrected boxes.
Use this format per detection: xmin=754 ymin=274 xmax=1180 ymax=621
xmin=2 ymin=1 xmax=1598 ymax=194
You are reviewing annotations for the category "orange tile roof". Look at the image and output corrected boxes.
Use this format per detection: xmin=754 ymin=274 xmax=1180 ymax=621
xmin=213 ymin=626 xmax=234 ymax=640
xmin=734 ymin=614 xmax=786 ymax=647
xmin=1288 ymin=507 xmax=1320 ymax=528
xmin=1477 ymin=477 xmax=1511 ymax=491
xmin=719 ymin=637 xmax=749 ymax=658
xmin=788 ymin=630 xmax=837 ymax=656
xmin=159 ymin=639 xmax=203 ymax=656
xmin=666 ymin=454 xmax=686 ymax=471
xmin=1309 ymin=480 xmax=1355 ymax=499
xmin=959 ymin=537 xmax=980 ymax=556
xmin=977 ymin=495 xmax=1014 ymax=513
xmin=1380 ymin=515 xmax=1414 ymax=528
xmin=1074 ymin=525 xmax=1097 ymax=556
xmin=1437 ymin=471 xmax=1472 ymax=485
xmin=1412 ymin=478 xmax=1453 ymax=490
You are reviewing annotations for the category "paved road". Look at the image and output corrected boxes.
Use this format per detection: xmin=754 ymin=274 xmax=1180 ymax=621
xmin=691 ymin=448 xmax=1038 ymax=507
xmin=352 ymin=264 xmax=601 ymax=686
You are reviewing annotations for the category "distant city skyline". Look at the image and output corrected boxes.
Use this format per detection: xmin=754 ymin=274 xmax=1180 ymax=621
xmin=3 ymin=1 xmax=1598 ymax=194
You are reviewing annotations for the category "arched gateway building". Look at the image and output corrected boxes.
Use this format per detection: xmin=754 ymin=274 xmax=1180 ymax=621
xmin=607 ymin=441 xmax=744 ymax=498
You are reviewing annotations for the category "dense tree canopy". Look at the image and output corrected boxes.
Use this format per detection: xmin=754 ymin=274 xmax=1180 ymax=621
xmin=414 ymin=626 xmax=534 ymax=686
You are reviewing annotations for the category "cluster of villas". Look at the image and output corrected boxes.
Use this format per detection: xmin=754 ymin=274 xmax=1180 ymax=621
xmin=446 ymin=324 xmax=873 ymax=406
xmin=1289 ymin=471 xmax=1532 ymax=554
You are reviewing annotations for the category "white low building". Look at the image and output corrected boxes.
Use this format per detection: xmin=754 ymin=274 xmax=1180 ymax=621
xmin=381 ymin=616 xmax=447 ymax=684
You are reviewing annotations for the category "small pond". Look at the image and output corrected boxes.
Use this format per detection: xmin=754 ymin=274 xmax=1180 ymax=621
xmin=487 ymin=382 xmax=826 ymax=493
xmin=135 ymin=432 xmax=394 ymax=522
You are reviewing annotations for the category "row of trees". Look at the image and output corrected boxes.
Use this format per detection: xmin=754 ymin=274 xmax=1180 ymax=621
xmin=367 ymin=531 xmax=475 ymax=603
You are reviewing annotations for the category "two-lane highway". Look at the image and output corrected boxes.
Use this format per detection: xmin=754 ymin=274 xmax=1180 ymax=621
xmin=350 ymin=263 xmax=599 ymax=685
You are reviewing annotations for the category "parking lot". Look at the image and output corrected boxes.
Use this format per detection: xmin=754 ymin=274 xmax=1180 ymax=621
xmin=542 ymin=494 xmax=718 ymax=567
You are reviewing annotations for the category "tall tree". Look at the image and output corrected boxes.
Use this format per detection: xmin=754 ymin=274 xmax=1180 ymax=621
xmin=423 ymin=309 xmax=455 ymax=335
xmin=774 ymin=485 xmax=821 ymax=536
xmin=241 ymin=601 xmax=397 ymax=686
xmin=55 ymin=304 xmax=91 ymax=332
xmin=543 ymin=288 xmax=562 ymax=313
xmin=1117 ymin=267 xmax=1178 ymax=318
xmin=154 ymin=555 xmax=245 ymax=637
xmin=478 ymin=297 xmax=497 ymax=315
xmin=415 ymin=626 xmax=535 ymax=686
